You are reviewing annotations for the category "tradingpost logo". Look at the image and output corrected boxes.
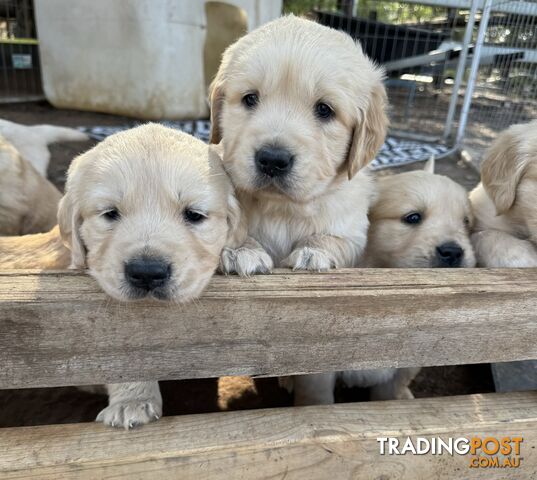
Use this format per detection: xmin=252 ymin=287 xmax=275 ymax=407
xmin=377 ymin=436 xmax=523 ymax=468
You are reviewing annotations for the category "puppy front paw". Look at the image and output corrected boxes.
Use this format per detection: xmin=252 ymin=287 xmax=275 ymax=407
xmin=220 ymin=245 xmax=273 ymax=276
xmin=283 ymin=247 xmax=335 ymax=271
xmin=96 ymin=398 xmax=162 ymax=430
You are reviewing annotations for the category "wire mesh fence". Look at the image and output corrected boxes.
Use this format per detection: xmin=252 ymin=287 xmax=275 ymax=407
xmin=462 ymin=0 xmax=537 ymax=164
xmin=286 ymin=0 xmax=473 ymax=145
xmin=285 ymin=0 xmax=537 ymax=166
xmin=0 ymin=0 xmax=43 ymax=102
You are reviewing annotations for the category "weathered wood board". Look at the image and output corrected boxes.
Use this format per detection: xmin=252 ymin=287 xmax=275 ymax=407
xmin=0 ymin=269 xmax=536 ymax=388
xmin=0 ymin=392 xmax=535 ymax=479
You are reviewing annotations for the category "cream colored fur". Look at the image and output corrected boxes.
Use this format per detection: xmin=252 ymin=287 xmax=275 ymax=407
xmin=211 ymin=15 xmax=388 ymax=274
xmin=0 ymin=118 xmax=88 ymax=176
xmin=0 ymin=135 xmax=61 ymax=235
xmin=365 ymin=167 xmax=475 ymax=269
xmin=470 ymin=120 xmax=537 ymax=267
xmin=209 ymin=15 xmax=392 ymax=406
xmin=1 ymin=125 xmax=240 ymax=428
xmin=0 ymin=225 xmax=70 ymax=269
xmin=55 ymin=124 xmax=239 ymax=429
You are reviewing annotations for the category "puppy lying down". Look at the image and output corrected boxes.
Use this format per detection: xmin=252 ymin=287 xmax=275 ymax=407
xmin=470 ymin=120 xmax=537 ymax=267
xmin=283 ymin=160 xmax=476 ymax=405
xmin=0 ymin=118 xmax=88 ymax=177
xmin=0 ymin=135 xmax=62 ymax=235
xmin=2 ymin=124 xmax=239 ymax=429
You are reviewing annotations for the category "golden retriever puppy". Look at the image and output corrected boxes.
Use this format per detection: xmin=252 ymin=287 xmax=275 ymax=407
xmin=0 ymin=135 xmax=61 ymax=235
xmin=210 ymin=15 xmax=388 ymax=274
xmin=0 ymin=226 xmax=70 ymax=269
xmin=0 ymin=118 xmax=88 ymax=176
xmin=284 ymin=160 xmax=476 ymax=405
xmin=56 ymin=124 xmax=239 ymax=428
xmin=470 ymin=120 xmax=537 ymax=267
xmin=364 ymin=161 xmax=476 ymax=269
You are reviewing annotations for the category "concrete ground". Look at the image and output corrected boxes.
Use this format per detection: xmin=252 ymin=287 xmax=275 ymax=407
xmin=0 ymin=101 xmax=490 ymax=427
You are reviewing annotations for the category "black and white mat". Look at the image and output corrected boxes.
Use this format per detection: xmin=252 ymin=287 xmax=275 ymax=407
xmin=79 ymin=121 xmax=448 ymax=170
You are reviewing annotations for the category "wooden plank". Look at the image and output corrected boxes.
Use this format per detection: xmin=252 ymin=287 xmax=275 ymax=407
xmin=1 ymin=392 xmax=536 ymax=479
xmin=1 ymin=269 xmax=537 ymax=389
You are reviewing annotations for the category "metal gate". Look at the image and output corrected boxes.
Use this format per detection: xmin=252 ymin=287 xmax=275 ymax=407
xmin=0 ymin=0 xmax=43 ymax=102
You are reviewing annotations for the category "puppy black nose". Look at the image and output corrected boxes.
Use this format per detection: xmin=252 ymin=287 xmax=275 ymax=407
xmin=435 ymin=242 xmax=464 ymax=267
xmin=255 ymin=145 xmax=294 ymax=177
xmin=125 ymin=257 xmax=171 ymax=291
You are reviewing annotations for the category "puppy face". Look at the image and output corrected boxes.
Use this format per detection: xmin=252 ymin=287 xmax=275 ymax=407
xmin=210 ymin=15 xmax=387 ymax=203
xmin=58 ymin=124 xmax=237 ymax=302
xmin=366 ymin=170 xmax=475 ymax=268
xmin=480 ymin=120 xmax=537 ymax=241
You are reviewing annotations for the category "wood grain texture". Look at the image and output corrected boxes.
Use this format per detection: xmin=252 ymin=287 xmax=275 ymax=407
xmin=1 ymin=269 xmax=537 ymax=388
xmin=1 ymin=392 xmax=536 ymax=479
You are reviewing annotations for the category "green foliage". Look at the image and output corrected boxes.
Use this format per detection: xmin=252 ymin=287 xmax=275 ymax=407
xmin=283 ymin=0 xmax=337 ymax=15
xmin=358 ymin=1 xmax=445 ymax=24
xmin=283 ymin=0 xmax=446 ymax=24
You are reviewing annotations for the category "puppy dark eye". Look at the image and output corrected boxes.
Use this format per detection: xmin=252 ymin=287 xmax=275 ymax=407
xmin=402 ymin=212 xmax=422 ymax=225
xmin=315 ymin=102 xmax=334 ymax=120
xmin=464 ymin=216 xmax=470 ymax=226
xmin=102 ymin=209 xmax=120 ymax=221
xmin=242 ymin=93 xmax=259 ymax=109
xmin=184 ymin=209 xmax=207 ymax=224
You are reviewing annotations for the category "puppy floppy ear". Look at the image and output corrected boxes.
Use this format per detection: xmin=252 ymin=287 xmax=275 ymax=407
xmin=57 ymin=157 xmax=86 ymax=268
xmin=209 ymin=74 xmax=225 ymax=144
xmin=57 ymin=193 xmax=86 ymax=269
xmin=481 ymin=130 xmax=527 ymax=215
xmin=346 ymin=82 xmax=389 ymax=179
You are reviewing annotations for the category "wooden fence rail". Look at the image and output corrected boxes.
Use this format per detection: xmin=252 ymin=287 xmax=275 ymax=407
xmin=1 ymin=392 xmax=536 ymax=479
xmin=1 ymin=268 xmax=537 ymax=389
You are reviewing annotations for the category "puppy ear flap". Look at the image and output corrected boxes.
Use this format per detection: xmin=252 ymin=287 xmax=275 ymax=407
xmin=209 ymin=75 xmax=225 ymax=144
xmin=346 ymin=82 xmax=389 ymax=179
xmin=481 ymin=130 xmax=526 ymax=215
xmin=57 ymin=193 xmax=86 ymax=269
xmin=423 ymin=155 xmax=435 ymax=174
xmin=57 ymin=155 xmax=86 ymax=269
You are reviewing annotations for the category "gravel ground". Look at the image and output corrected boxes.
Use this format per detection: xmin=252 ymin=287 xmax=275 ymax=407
xmin=0 ymin=101 xmax=490 ymax=428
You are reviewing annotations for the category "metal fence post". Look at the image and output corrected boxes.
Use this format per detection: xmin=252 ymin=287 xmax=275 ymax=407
xmin=455 ymin=0 xmax=493 ymax=149
xmin=443 ymin=0 xmax=479 ymax=141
